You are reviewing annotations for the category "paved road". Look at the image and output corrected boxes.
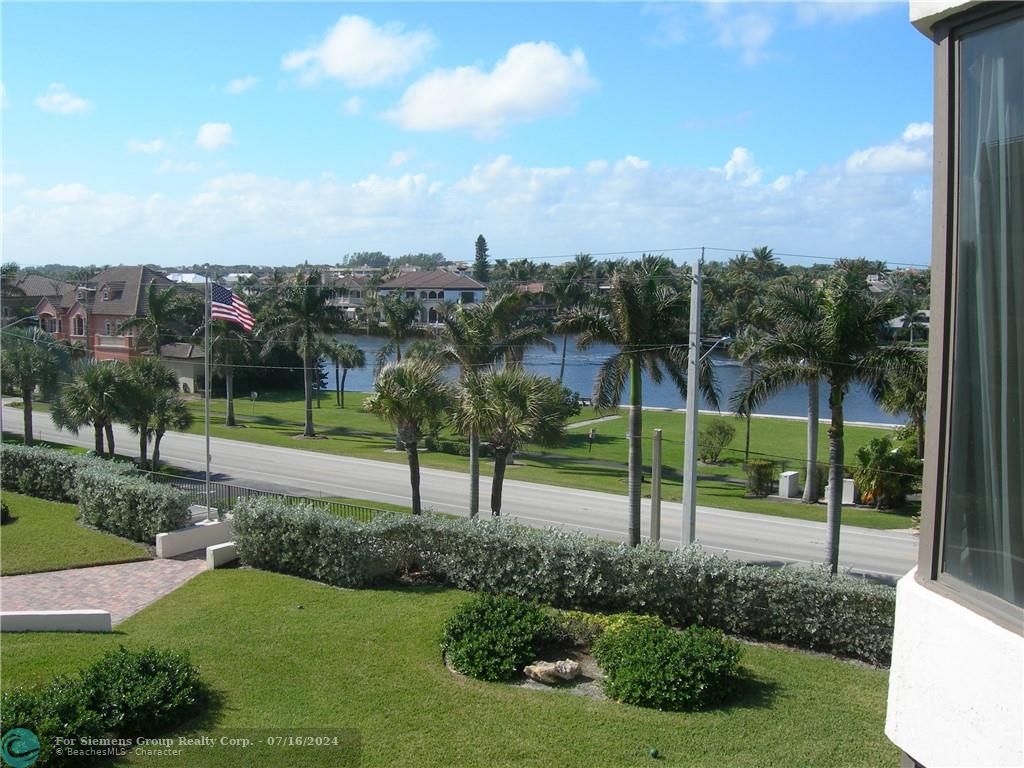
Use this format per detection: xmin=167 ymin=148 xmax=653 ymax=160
xmin=3 ymin=406 xmax=918 ymax=583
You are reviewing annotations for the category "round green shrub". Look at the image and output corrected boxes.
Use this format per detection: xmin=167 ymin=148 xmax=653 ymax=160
xmin=1 ymin=499 xmax=12 ymax=525
xmin=594 ymin=623 xmax=743 ymax=711
xmin=80 ymin=646 xmax=206 ymax=736
xmin=441 ymin=593 xmax=553 ymax=682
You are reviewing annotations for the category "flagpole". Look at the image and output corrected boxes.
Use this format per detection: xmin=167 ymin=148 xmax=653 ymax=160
xmin=204 ymin=267 xmax=213 ymax=521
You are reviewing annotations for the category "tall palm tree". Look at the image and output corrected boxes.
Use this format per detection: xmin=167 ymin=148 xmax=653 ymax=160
xmin=750 ymin=246 xmax=781 ymax=280
xmin=322 ymin=340 xmax=366 ymax=408
xmin=117 ymin=282 xmax=185 ymax=352
xmin=546 ymin=263 xmax=587 ymax=382
xmin=52 ymin=361 xmax=128 ymax=455
xmin=375 ymin=293 xmax=423 ymax=370
xmin=123 ymin=357 xmax=178 ymax=468
xmin=206 ymin=320 xmax=253 ymax=426
xmin=0 ymin=328 xmax=65 ymax=445
xmin=261 ymin=271 xmax=346 ymax=437
xmin=363 ymin=359 xmax=451 ymax=514
xmin=733 ymin=268 xmax=917 ymax=573
xmin=440 ymin=293 xmax=553 ymax=518
xmin=452 ymin=369 xmax=570 ymax=516
xmin=150 ymin=390 xmax=194 ymax=472
xmin=559 ymin=263 xmax=720 ymax=546
xmin=880 ymin=350 xmax=929 ymax=459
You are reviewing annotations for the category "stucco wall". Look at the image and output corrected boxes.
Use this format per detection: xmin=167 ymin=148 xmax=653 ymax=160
xmin=886 ymin=568 xmax=1024 ymax=767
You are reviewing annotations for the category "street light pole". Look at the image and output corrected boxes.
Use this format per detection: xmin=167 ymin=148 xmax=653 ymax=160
xmin=681 ymin=251 xmax=703 ymax=546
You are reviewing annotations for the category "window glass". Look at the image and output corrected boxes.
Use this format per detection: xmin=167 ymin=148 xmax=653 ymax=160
xmin=943 ymin=16 xmax=1024 ymax=607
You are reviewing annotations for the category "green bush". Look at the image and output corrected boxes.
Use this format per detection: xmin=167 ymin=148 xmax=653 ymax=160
xmin=853 ymin=437 xmax=922 ymax=509
xmin=0 ymin=676 xmax=106 ymax=768
xmin=441 ymin=594 xmax=554 ymax=682
xmin=80 ymin=646 xmax=205 ymax=736
xmin=0 ymin=444 xmax=133 ymax=503
xmin=594 ymin=623 xmax=743 ymax=710
xmin=697 ymin=421 xmax=736 ymax=464
xmin=77 ymin=468 xmax=190 ymax=543
xmin=549 ymin=610 xmax=662 ymax=648
xmin=744 ymin=459 xmax=776 ymax=497
xmin=1 ymin=499 xmax=12 ymax=524
xmin=232 ymin=500 xmax=896 ymax=665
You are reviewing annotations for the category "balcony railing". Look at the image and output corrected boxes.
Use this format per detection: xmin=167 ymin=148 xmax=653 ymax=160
xmin=95 ymin=334 xmax=134 ymax=350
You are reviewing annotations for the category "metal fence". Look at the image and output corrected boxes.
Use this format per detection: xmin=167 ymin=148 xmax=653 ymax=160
xmin=137 ymin=470 xmax=386 ymax=523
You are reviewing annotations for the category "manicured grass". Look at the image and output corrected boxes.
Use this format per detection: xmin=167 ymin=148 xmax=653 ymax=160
xmin=0 ymin=492 xmax=150 ymax=575
xmin=181 ymin=392 xmax=917 ymax=529
xmin=0 ymin=569 xmax=897 ymax=767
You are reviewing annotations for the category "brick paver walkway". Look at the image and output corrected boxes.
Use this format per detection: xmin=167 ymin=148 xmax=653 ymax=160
xmin=0 ymin=556 xmax=208 ymax=625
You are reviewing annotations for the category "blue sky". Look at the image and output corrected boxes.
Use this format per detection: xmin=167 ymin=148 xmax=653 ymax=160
xmin=2 ymin=2 xmax=936 ymax=267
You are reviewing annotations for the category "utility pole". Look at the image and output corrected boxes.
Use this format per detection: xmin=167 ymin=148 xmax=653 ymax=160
xmin=681 ymin=250 xmax=703 ymax=546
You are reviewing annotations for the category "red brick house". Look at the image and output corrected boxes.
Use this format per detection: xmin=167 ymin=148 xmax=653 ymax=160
xmin=34 ymin=266 xmax=176 ymax=362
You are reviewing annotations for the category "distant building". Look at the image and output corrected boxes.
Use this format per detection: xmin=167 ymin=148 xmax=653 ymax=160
xmin=166 ymin=272 xmax=206 ymax=285
xmin=376 ymin=270 xmax=487 ymax=325
xmin=1 ymin=274 xmax=73 ymax=325
xmin=329 ymin=274 xmax=370 ymax=319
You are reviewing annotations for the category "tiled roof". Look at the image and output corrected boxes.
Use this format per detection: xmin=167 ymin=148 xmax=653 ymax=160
xmin=378 ymin=271 xmax=485 ymax=290
xmin=159 ymin=343 xmax=205 ymax=360
xmin=5 ymin=274 xmax=73 ymax=299
xmin=54 ymin=266 xmax=176 ymax=316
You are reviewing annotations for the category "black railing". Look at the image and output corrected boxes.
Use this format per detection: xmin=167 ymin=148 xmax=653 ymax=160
xmin=137 ymin=470 xmax=386 ymax=523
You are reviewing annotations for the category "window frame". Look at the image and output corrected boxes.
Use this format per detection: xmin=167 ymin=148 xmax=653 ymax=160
xmin=918 ymin=3 xmax=1024 ymax=632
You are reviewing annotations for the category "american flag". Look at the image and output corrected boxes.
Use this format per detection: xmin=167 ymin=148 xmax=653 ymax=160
xmin=211 ymin=284 xmax=255 ymax=332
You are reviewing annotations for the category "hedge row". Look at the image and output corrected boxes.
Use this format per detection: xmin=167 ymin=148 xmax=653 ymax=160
xmin=77 ymin=468 xmax=190 ymax=543
xmin=232 ymin=498 xmax=896 ymax=665
xmin=0 ymin=444 xmax=133 ymax=502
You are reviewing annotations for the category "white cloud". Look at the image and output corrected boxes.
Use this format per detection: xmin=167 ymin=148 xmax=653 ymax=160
xmin=282 ymin=15 xmax=434 ymax=87
xmin=226 ymin=76 xmax=259 ymax=95
xmin=708 ymin=8 xmax=775 ymax=66
xmin=196 ymin=123 xmax=234 ymax=151
xmin=846 ymin=124 xmax=932 ymax=174
xmin=25 ymin=183 xmax=95 ymax=204
xmin=795 ymin=2 xmax=891 ymax=26
xmin=715 ymin=147 xmax=763 ymax=185
xmin=342 ymin=96 xmax=363 ymax=116
xmin=902 ymin=122 xmax=933 ymax=142
xmin=156 ymin=160 xmax=202 ymax=175
xmin=585 ymin=160 xmax=609 ymax=175
xmin=387 ymin=42 xmax=595 ymax=134
xmin=127 ymin=138 xmax=168 ymax=154
xmin=389 ymin=150 xmax=414 ymax=168
xmin=34 ymin=83 xmax=91 ymax=115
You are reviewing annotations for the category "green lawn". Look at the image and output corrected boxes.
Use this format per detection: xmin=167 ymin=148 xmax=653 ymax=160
xmin=0 ymin=569 xmax=897 ymax=767
xmin=181 ymin=391 xmax=917 ymax=529
xmin=0 ymin=492 xmax=150 ymax=575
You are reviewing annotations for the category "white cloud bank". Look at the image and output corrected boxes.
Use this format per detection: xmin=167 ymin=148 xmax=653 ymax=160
xmin=387 ymin=42 xmax=594 ymax=134
xmin=846 ymin=122 xmax=933 ymax=174
xmin=34 ymin=84 xmax=91 ymax=114
xmin=196 ymin=122 xmax=234 ymax=151
xmin=283 ymin=15 xmax=434 ymax=87
xmin=3 ymin=126 xmax=933 ymax=267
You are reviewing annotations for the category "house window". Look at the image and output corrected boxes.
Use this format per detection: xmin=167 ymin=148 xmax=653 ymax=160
xmin=461 ymin=291 xmax=476 ymax=304
xmin=437 ymin=291 xmax=444 ymax=300
xmin=420 ymin=291 xmax=428 ymax=299
xmin=74 ymin=316 xmax=86 ymax=336
xmin=929 ymin=8 xmax=1024 ymax=613
xmin=104 ymin=321 xmax=112 ymax=335
xmin=405 ymin=291 xmax=414 ymax=299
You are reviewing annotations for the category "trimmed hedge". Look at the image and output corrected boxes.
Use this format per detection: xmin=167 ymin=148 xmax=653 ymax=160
xmin=0 ymin=444 xmax=133 ymax=503
xmin=233 ymin=499 xmax=896 ymax=665
xmin=77 ymin=468 xmax=190 ymax=543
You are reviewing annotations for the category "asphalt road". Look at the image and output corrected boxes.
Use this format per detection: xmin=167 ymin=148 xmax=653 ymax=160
xmin=3 ymin=405 xmax=918 ymax=583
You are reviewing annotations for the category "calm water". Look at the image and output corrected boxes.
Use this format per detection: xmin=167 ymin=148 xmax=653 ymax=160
xmin=324 ymin=334 xmax=902 ymax=425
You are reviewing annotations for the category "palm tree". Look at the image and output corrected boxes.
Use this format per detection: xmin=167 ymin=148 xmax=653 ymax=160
xmin=559 ymin=262 xmax=720 ymax=546
xmin=52 ymin=361 xmax=128 ymax=455
xmin=0 ymin=328 xmax=65 ymax=445
xmin=123 ymin=357 xmax=178 ymax=468
xmin=546 ymin=264 xmax=587 ymax=382
xmin=363 ymin=359 xmax=451 ymax=514
xmin=206 ymin=320 xmax=253 ymax=426
xmin=150 ymin=390 xmax=194 ymax=472
xmin=452 ymin=369 xmax=570 ymax=516
xmin=732 ymin=267 xmax=917 ymax=573
xmin=750 ymin=246 xmax=781 ymax=280
xmin=117 ymin=281 xmax=185 ymax=352
xmin=880 ymin=350 xmax=929 ymax=459
xmin=322 ymin=340 xmax=366 ymax=408
xmin=375 ymin=293 xmax=423 ymax=370
xmin=261 ymin=271 xmax=346 ymax=437
xmin=440 ymin=293 xmax=552 ymax=518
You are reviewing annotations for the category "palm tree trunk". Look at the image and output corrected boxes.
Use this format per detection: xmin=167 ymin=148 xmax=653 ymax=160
xmin=406 ymin=439 xmax=422 ymax=514
xmin=335 ymin=363 xmax=341 ymax=406
xmin=22 ymin=388 xmax=33 ymax=446
xmin=152 ymin=431 xmax=163 ymax=472
xmin=914 ymin=409 xmax=925 ymax=460
xmin=139 ymin=426 xmax=149 ymax=469
xmin=803 ymin=379 xmax=820 ymax=503
xmin=94 ymin=423 xmax=104 ymax=454
xmin=825 ymin=384 xmax=844 ymax=575
xmin=469 ymin=428 xmax=481 ymax=518
xmin=340 ymin=370 xmax=348 ymax=408
xmin=104 ymin=422 xmax=115 ymax=457
xmin=491 ymin=447 xmax=509 ymax=516
xmin=627 ymin=358 xmax=643 ymax=547
xmin=225 ymin=367 xmax=236 ymax=427
xmin=558 ymin=333 xmax=568 ymax=382
xmin=302 ymin=347 xmax=314 ymax=437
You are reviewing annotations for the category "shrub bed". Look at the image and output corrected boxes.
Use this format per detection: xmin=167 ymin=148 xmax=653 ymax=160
xmin=0 ymin=444 xmax=133 ymax=503
xmin=77 ymin=469 xmax=190 ymax=543
xmin=0 ymin=646 xmax=205 ymax=768
xmin=593 ymin=621 xmax=743 ymax=711
xmin=232 ymin=499 xmax=896 ymax=665
xmin=441 ymin=594 xmax=553 ymax=682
